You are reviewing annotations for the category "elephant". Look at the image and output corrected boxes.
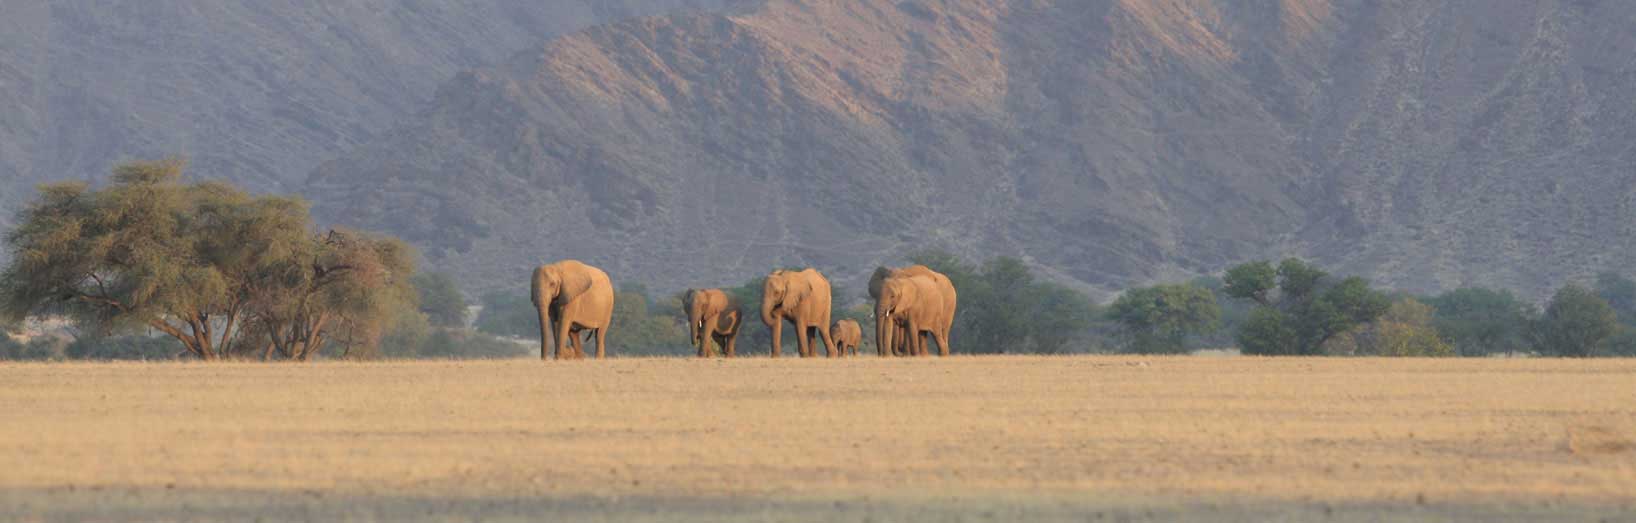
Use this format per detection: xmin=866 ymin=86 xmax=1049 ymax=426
xmin=870 ymin=265 xmax=957 ymax=357
xmin=831 ymin=319 xmax=862 ymax=357
xmin=761 ymin=268 xmax=839 ymax=358
xmin=531 ymin=260 xmax=615 ymax=360
xmin=683 ymin=288 xmax=742 ymax=358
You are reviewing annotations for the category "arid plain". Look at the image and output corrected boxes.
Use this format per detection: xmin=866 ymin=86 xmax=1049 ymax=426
xmin=2 ymin=356 xmax=1632 ymax=522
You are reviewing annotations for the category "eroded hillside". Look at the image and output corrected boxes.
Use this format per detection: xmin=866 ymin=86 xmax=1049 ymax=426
xmin=0 ymin=0 xmax=725 ymax=215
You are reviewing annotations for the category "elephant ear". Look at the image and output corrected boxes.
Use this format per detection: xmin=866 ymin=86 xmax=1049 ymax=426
xmin=559 ymin=267 xmax=595 ymax=303
xmin=786 ymin=273 xmax=814 ymax=308
xmin=868 ymin=266 xmax=892 ymax=300
xmin=697 ymin=290 xmax=719 ymax=317
xmin=681 ymin=289 xmax=697 ymax=311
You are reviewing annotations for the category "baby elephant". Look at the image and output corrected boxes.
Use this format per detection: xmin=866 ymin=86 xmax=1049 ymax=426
xmin=831 ymin=319 xmax=862 ymax=357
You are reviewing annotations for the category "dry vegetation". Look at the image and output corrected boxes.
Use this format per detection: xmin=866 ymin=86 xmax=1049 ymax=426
xmin=1 ymin=356 xmax=1633 ymax=521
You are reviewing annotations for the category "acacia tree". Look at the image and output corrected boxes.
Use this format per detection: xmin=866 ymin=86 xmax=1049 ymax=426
xmin=1424 ymin=287 xmax=1531 ymax=356
xmin=1529 ymin=284 xmax=1617 ymax=357
xmin=907 ymin=250 xmax=1097 ymax=354
xmin=412 ymin=272 xmax=468 ymax=328
xmin=1223 ymin=258 xmax=1389 ymax=355
xmin=1335 ymin=298 xmax=1453 ymax=357
xmin=1109 ymin=283 xmax=1220 ymax=354
xmin=243 ymin=229 xmax=413 ymax=361
xmin=0 ymin=159 xmax=412 ymax=361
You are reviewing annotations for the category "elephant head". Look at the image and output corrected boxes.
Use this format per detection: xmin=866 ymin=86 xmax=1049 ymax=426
xmin=531 ymin=262 xmax=594 ymax=358
xmin=761 ymin=270 xmax=811 ymax=327
xmin=874 ymin=276 xmax=919 ymax=358
xmin=683 ymin=289 xmax=724 ymax=349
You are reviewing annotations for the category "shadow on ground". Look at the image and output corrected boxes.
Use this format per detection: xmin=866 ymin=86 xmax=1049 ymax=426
xmin=2 ymin=488 xmax=1628 ymax=523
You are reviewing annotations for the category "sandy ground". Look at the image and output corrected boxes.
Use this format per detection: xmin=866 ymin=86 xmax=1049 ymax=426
xmin=1 ymin=356 xmax=1632 ymax=522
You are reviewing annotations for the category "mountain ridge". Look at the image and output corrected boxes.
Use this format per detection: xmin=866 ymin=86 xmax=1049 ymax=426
xmin=0 ymin=1 xmax=726 ymax=219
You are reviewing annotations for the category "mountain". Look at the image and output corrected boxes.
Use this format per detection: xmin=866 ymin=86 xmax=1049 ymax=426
xmin=0 ymin=0 xmax=726 ymax=217
xmin=14 ymin=1 xmax=1636 ymax=300
xmin=309 ymin=0 xmax=1636 ymax=299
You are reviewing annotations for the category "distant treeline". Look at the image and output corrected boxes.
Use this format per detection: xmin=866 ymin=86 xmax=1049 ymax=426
xmin=2 ymin=160 xmax=1632 ymax=361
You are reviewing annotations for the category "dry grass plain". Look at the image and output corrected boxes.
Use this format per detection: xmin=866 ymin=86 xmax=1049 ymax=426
xmin=1 ymin=356 xmax=1633 ymax=522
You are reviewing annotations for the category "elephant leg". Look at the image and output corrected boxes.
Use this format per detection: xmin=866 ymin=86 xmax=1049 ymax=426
xmin=567 ymin=327 xmax=583 ymax=359
xmin=806 ymin=325 xmax=821 ymax=358
xmin=818 ymin=323 xmax=837 ymax=359
xmin=892 ymin=323 xmax=908 ymax=357
xmin=723 ymin=333 xmax=737 ymax=358
xmin=594 ymin=327 xmax=606 ymax=359
xmin=936 ymin=328 xmax=951 ymax=357
xmin=770 ymin=319 xmax=782 ymax=358
xmin=905 ymin=319 xmax=922 ymax=358
xmin=554 ymin=316 xmax=573 ymax=360
xmin=795 ymin=321 xmax=812 ymax=358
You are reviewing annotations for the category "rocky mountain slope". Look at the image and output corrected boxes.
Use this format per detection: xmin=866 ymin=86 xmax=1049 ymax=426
xmin=309 ymin=0 xmax=1636 ymax=299
xmin=0 ymin=0 xmax=724 ymax=216
xmin=11 ymin=1 xmax=1634 ymax=300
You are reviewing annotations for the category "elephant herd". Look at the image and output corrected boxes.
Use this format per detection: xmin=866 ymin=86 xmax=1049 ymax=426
xmin=530 ymin=260 xmax=957 ymax=360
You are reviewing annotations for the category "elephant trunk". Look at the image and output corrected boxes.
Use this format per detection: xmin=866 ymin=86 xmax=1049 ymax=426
xmin=536 ymin=298 xmax=553 ymax=360
xmin=876 ymin=303 xmax=892 ymax=358
xmin=701 ymin=313 xmax=721 ymax=356
xmin=761 ymin=296 xmax=777 ymax=328
xmin=688 ymin=309 xmax=701 ymax=348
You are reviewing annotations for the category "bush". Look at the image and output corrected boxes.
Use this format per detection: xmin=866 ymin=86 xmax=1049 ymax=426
xmin=412 ymin=272 xmax=469 ymax=328
xmin=611 ymin=288 xmax=689 ymax=356
xmin=1424 ymin=287 xmax=1532 ymax=356
xmin=0 ymin=335 xmax=67 ymax=361
xmin=414 ymin=329 xmax=529 ymax=359
xmin=64 ymin=335 xmax=179 ymax=360
xmin=474 ymin=291 xmax=538 ymax=340
xmin=1336 ymin=298 xmax=1453 ymax=357
xmin=1109 ymin=283 xmax=1220 ymax=354
xmin=908 ymin=251 xmax=1099 ymax=354
xmin=1530 ymin=284 xmax=1617 ymax=357
xmin=1222 ymin=259 xmax=1389 ymax=356
xmin=1238 ymin=307 xmax=1298 ymax=355
xmin=1601 ymin=327 xmax=1636 ymax=357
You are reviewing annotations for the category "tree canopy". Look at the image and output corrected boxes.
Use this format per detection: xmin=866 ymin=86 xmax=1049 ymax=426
xmin=1108 ymin=283 xmax=1219 ymax=354
xmin=908 ymin=251 xmax=1100 ymax=354
xmin=412 ymin=272 xmax=468 ymax=328
xmin=0 ymin=159 xmax=413 ymax=360
xmin=1423 ymin=287 xmax=1531 ymax=356
xmin=1223 ymin=258 xmax=1389 ymax=356
xmin=1529 ymin=284 xmax=1617 ymax=357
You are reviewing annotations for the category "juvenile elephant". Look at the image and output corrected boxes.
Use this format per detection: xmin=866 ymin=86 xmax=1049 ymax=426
xmin=531 ymin=260 xmax=615 ymax=360
xmin=870 ymin=265 xmax=957 ymax=357
xmin=683 ymin=288 xmax=742 ymax=358
xmin=831 ymin=319 xmax=862 ymax=357
xmin=761 ymin=268 xmax=839 ymax=358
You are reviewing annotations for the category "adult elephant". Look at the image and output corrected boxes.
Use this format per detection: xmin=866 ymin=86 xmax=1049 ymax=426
xmin=531 ymin=260 xmax=615 ymax=360
xmin=761 ymin=268 xmax=838 ymax=358
xmin=870 ymin=265 xmax=957 ymax=357
xmin=683 ymin=288 xmax=742 ymax=358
